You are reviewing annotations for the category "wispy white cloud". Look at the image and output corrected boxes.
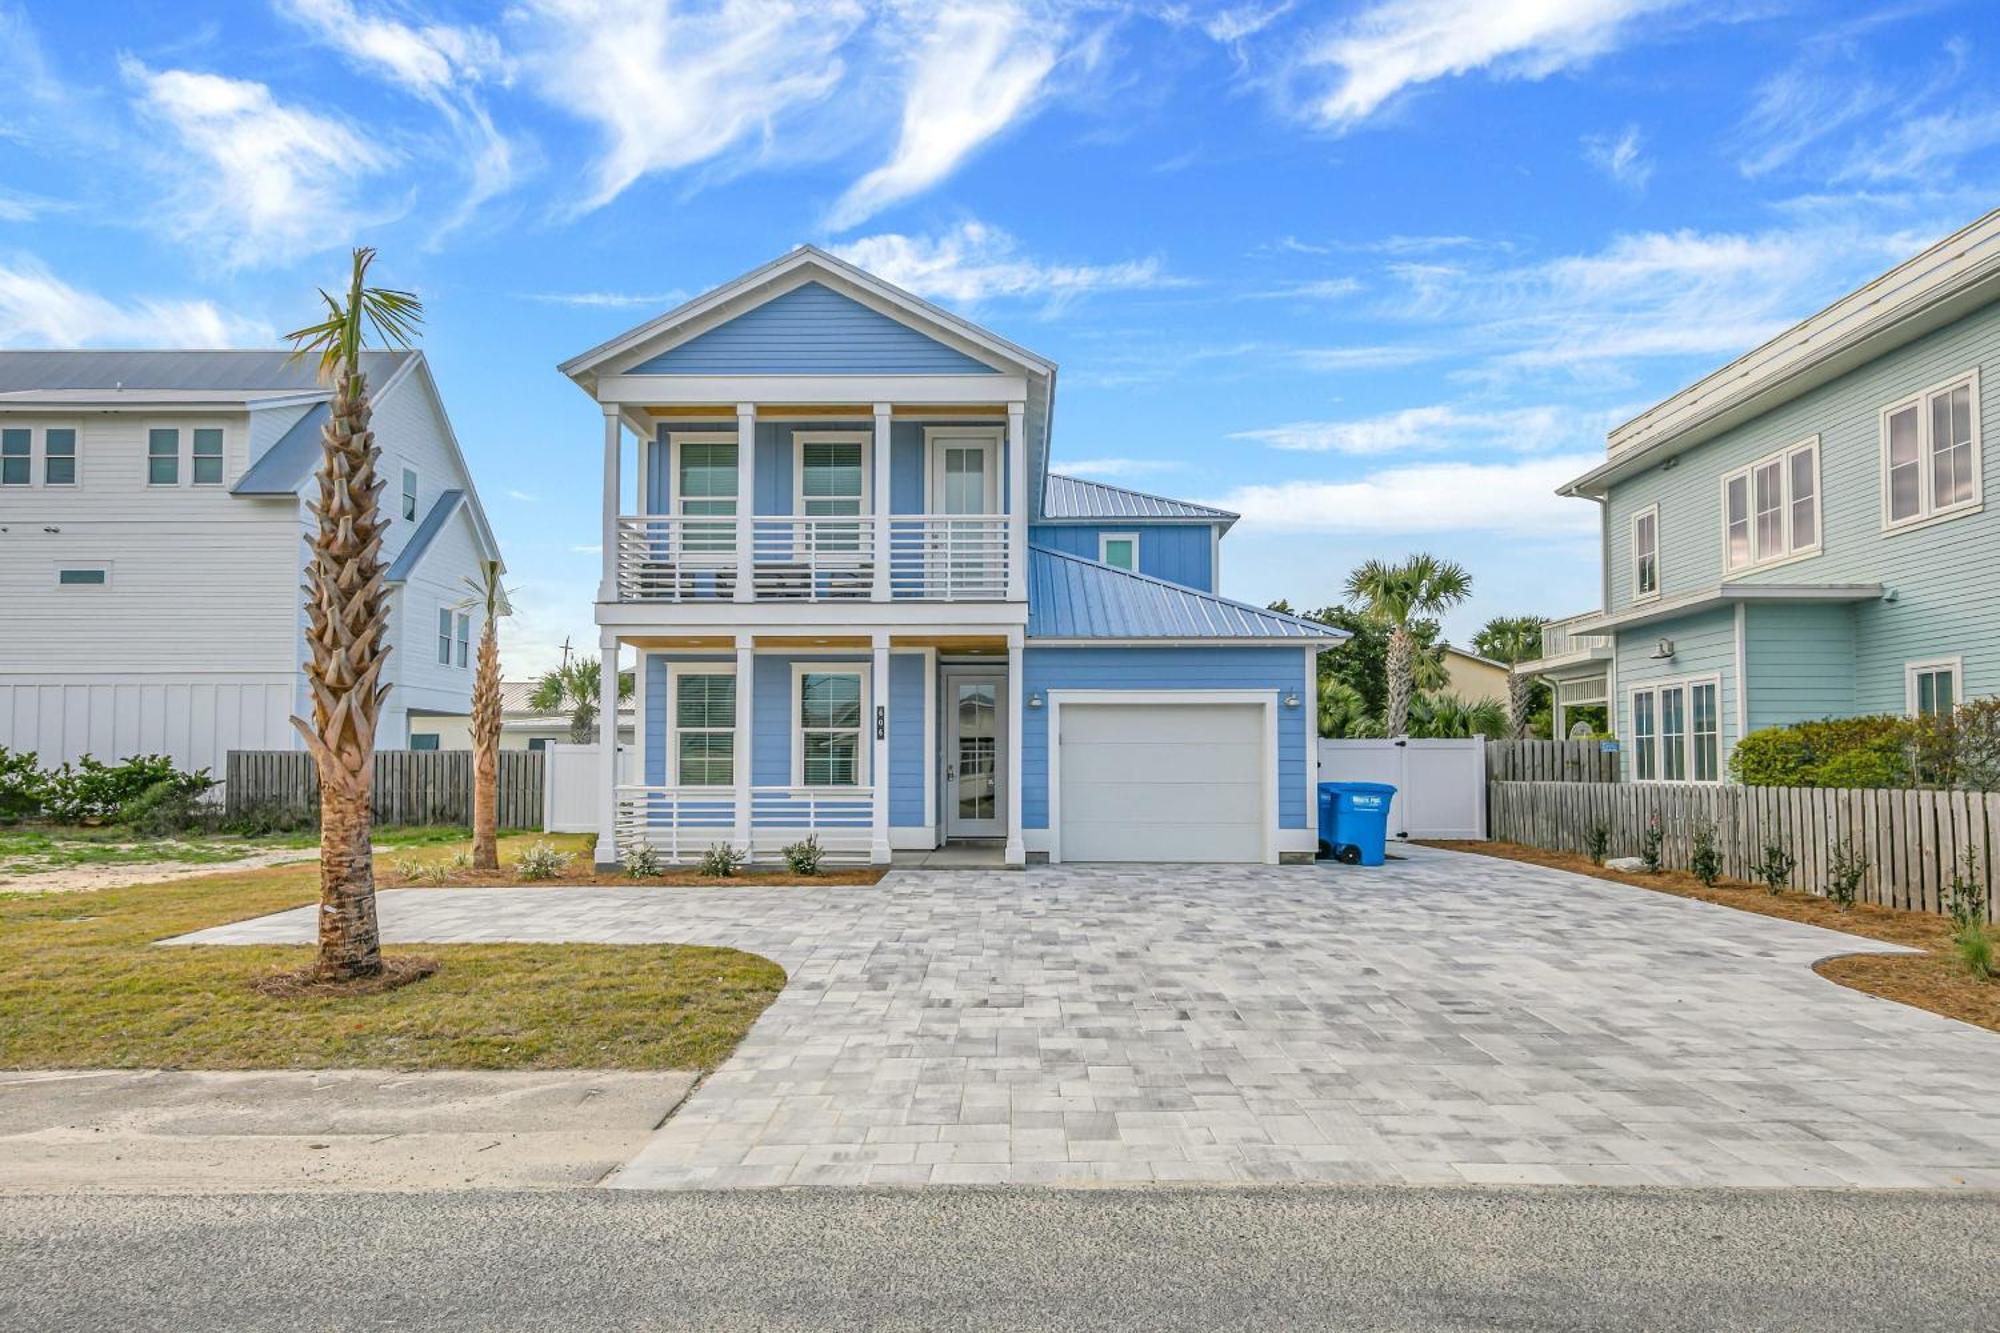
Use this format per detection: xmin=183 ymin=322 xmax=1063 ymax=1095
xmin=828 ymin=2 xmax=1060 ymax=230
xmin=1733 ymin=58 xmax=1886 ymax=179
xmin=506 ymin=489 xmax=538 ymax=502
xmin=1835 ymin=102 xmax=2000 ymax=185
xmin=525 ymin=289 xmax=688 ymax=309
xmin=0 ymin=255 xmax=269 ymax=346
xmin=1582 ymin=123 xmax=1652 ymax=190
xmin=1054 ymin=456 xmax=1182 ymax=478
xmin=1200 ymin=2 xmax=1295 ymax=45
xmin=1213 ymin=454 xmax=1602 ymax=538
xmin=1298 ymin=0 xmax=1683 ymax=129
xmin=833 ymin=219 xmax=1180 ymax=308
xmin=120 ymin=58 xmax=398 ymax=267
xmin=1231 ymin=404 xmax=1619 ymax=456
xmin=1284 ymin=343 xmax=1433 ymax=372
xmin=1246 ymin=276 xmax=1363 ymax=300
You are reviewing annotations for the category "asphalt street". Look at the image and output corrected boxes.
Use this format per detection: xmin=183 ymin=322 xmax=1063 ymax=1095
xmin=5 ymin=1185 xmax=1996 ymax=1331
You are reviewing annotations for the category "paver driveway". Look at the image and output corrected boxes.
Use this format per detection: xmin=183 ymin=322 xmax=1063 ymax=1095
xmin=173 ymin=846 xmax=2000 ymax=1190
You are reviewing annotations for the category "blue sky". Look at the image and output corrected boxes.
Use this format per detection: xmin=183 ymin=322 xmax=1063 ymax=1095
xmin=3 ymin=0 xmax=1998 ymax=671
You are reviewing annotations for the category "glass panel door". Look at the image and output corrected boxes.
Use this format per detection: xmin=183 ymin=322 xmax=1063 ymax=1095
xmin=930 ymin=438 xmax=997 ymax=598
xmin=943 ymin=671 xmax=1005 ymax=838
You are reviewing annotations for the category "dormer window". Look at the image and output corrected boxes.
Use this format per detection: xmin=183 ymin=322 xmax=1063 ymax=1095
xmin=1100 ymin=532 xmax=1138 ymax=571
xmin=402 ymin=466 xmax=419 ymax=520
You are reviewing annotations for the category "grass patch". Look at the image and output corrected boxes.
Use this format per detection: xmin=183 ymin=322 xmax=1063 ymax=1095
xmin=0 ymin=831 xmax=786 ymax=1072
xmin=0 ymin=823 xmax=516 ymax=877
xmin=1429 ymin=839 xmax=2000 ymax=1034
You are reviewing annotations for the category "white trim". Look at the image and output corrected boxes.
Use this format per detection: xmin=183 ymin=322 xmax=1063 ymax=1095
xmin=1627 ymin=672 xmax=1725 ymax=784
xmin=1733 ymin=601 xmax=1749 ymax=743
xmin=596 ymin=600 xmax=1028 ymax=629
xmin=665 ymin=430 xmax=740 ymax=520
xmin=924 ymin=424 xmax=1003 ymax=514
xmin=1880 ymin=367 xmax=1982 ymax=533
xmin=1098 ymin=530 xmax=1140 ymax=571
xmin=1629 ymin=503 xmax=1660 ymax=603
xmin=921 ymin=647 xmax=938 ymax=837
xmin=1043 ymin=688 xmax=1278 ymax=866
xmin=1905 ymin=655 xmax=1964 ymax=717
xmin=664 ymin=662 xmax=738 ymax=788
xmin=0 ymin=419 xmax=80 ymax=489
xmin=791 ymin=429 xmax=872 ymax=516
xmin=596 ymin=373 xmax=1029 ymax=406
xmin=1578 ymin=581 xmax=1881 ymax=635
xmin=789 ymin=660 xmax=873 ymax=788
xmin=1720 ymin=435 xmax=1820 ymax=574
xmin=939 ymin=661 xmax=1011 ymax=843
xmin=1025 ymin=636 xmax=1337 ymax=647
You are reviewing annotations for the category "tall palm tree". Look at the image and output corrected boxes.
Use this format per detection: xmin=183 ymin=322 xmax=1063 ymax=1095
xmin=530 ymin=658 xmax=633 ymax=744
xmin=1472 ymin=614 xmax=1546 ymax=739
xmin=1344 ymin=553 xmax=1473 ymax=738
xmin=460 ymin=560 xmax=510 ymax=870
xmin=285 ymin=247 xmax=422 ymax=982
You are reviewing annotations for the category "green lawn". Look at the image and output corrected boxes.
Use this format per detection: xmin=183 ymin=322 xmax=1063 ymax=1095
xmin=0 ymin=831 xmax=786 ymax=1071
xmin=0 ymin=823 xmax=492 ymax=876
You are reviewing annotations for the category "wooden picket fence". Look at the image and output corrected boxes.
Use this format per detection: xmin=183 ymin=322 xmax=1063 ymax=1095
xmin=225 ymin=749 xmax=545 ymax=829
xmin=1488 ymin=780 xmax=1999 ymax=922
xmin=1486 ymin=739 xmax=1619 ymax=784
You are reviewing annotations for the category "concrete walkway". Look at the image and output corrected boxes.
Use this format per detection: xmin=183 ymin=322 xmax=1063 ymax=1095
xmin=170 ymin=846 xmax=2000 ymax=1190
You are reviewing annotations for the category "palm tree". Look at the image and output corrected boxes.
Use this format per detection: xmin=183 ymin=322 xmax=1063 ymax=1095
xmin=530 ymin=658 xmax=633 ymax=744
xmin=285 ymin=247 xmax=422 ymax=982
xmin=460 ymin=560 xmax=510 ymax=870
xmin=1405 ymin=692 xmax=1508 ymax=739
xmin=1344 ymin=554 xmax=1473 ymax=738
xmin=1472 ymin=614 xmax=1546 ymax=739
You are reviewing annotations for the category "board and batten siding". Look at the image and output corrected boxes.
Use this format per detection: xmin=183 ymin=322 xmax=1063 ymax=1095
xmin=628 ymin=281 xmax=1002 ymax=376
xmin=1602 ymin=299 xmax=2000 ymax=721
xmin=1027 ymin=523 xmax=1217 ymax=592
xmin=0 ymin=675 xmax=294 ymax=773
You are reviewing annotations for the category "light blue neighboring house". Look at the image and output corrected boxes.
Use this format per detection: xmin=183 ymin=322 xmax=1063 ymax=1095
xmin=561 ymin=246 xmax=1342 ymax=867
xmin=1534 ymin=208 xmax=2000 ymax=782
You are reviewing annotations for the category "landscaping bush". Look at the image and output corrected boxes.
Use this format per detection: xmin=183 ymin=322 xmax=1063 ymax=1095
xmin=0 ymin=749 xmax=214 ymax=823
xmin=1753 ymin=843 xmax=1797 ymax=895
xmin=1638 ymin=813 xmax=1663 ymax=873
xmin=1945 ymin=848 xmax=1988 ymax=933
xmin=221 ymin=799 xmax=318 ymax=836
xmin=1728 ymin=716 xmax=1915 ymax=789
xmin=0 ymin=748 xmax=48 ymax=821
xmin=1584 ymin=823 xmax=1609 ymax=865
xmin=622 ymin=843 xmax=666 ymax=878
xmin=782 ymin=836 xmax=825 ymax=876
xmin=1688 ymin=820 xmax=1721 ymax=887
xmin=1954 ymin=924 xmax=1994 ymax=981
xmin=697 ymin=843 xmax=745 ymax=878
xmin=513 ymin=840 xmax=573 ymax=882
xmin=1825 ymin=840 xmax=1868 ymax=911
xmin=118 ymin=779 xmax=219 ymax=838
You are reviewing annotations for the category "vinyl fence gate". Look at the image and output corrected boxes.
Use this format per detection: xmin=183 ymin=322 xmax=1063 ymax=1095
xmin=1316 ymin=738 xmax=1488 ymax=841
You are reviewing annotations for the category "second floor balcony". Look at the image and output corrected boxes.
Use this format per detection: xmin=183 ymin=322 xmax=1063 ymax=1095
xmin=613 ymin=512 xmax=1012 ymax=602
xmin=1536 ymin=611 xmax=1614 ymax=667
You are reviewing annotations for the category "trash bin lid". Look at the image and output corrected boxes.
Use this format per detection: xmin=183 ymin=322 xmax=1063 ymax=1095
xmin=1322 ymin=781 xmax=1397 ymax=796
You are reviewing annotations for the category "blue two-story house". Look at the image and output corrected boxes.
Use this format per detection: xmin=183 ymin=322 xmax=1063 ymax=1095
xmin=561 ymin=247 xmax=1340 ymax=867
xmin=1534 ymin=208 xmax=2000 ymax=781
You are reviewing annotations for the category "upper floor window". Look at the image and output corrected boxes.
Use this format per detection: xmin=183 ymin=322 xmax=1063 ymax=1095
xmin=1907 ymin=657 xmax=1960 ymax=719
xmin=1723 ymin=438 xmax=1818 ymax=572
xmin=796 ymin=434 xmax=866 ymax=516
xmin=191 ymin=428 xmax=223 ymax=486
xmin=1883 ymin=372 xmax=1980 ymax=530
xmin=0 ymin=428 xmax=27 ymax=486
xmin=1100 ymin=532 xmax=1139 ymax=571
xmin=675 ymin=435 xmax=737 ymax=553
xmin=401 ymin=466 xmax=419 ymax=521
xmin=45 ymin=428 xmax=75 ymax=486
xmin=455 ymin=612 xmax=471 ymax=668
xmin=1630 ymin=506 xmax=1658 ymax=600
xmin=148 ymin=428 xmax=179 ymax=486
xmin=436 ymin=607 xmax=454 ymax=666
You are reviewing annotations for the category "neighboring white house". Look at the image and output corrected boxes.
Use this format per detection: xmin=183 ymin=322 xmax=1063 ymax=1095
xmin=0 ymin=349 xmax=503 ymax=777
xmin=424 ymin=680 xmax=636 ymax=752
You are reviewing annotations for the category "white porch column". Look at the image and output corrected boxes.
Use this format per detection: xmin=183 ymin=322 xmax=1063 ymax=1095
xmin=871 ymin=402 xmax=892 ymax=601
xmin=1006 ymin=401 xmax=1027 ymax=603
xmin=1551 ymin=680 xmax=1565 ymax=741
xmin=599 ymin=406 xmax=621 ymax=603
xmin=1005 ymin=627 xmax=1025 ymax=867
xmin=871 ymin=630 xmax=892 ymax=865
xmin=594 ymin=628 xmax=620 ymax=868
xmin=734 ymin=402 xmax=757 ymax=602
xmin=734 ymin=632 xmax=754 ymax=855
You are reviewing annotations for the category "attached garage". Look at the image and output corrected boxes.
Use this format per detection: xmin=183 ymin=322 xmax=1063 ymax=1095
xmin=1050 ymin=695 xmax=1273 ymax=863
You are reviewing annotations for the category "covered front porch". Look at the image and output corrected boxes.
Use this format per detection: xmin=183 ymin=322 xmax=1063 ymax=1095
xmin=593 ymin=625 xmax=1025 ymax=869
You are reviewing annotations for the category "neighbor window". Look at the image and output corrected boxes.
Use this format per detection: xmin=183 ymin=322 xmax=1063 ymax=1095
xmin=1907 ymin=659 xmax=1961 ymax=719
xmin=437 ymin=607 xmax=453 ymax=665
xmin=455 ymin=613 xmax=471 ymax=668
xmin=1884 ymin=373 xmax=1980 ymax=528
xmin=56 ymin=568 xmax=107 ymax=586
xmin=191 ymin=428 xmax=224 ymax=485
xmin=673 ymin=670 xmax=736 ymax=787
xmin=526 ymin=737 xmax=549 ymax=754
xmin=797 ymin=669 xmax=864 ymax=787
xmin=402 ymin=466 xmax=419 ymax=521
xmin=1722 ymin=438 xmax=1818 ymax=570
xmin=0 ymin=429 xmax=27 ymax=486
xmin=1631 ymin=677 xmax=1722 ymax=783
xmin=1100 ymin=532 xmax=1139 ymax=572
xmin=147 ymin=428 xmax=179 ymax=486
xmin=44 ymin=428 xmax=75 ymax=486
xmin=676 ymin=438 xmax=738 ymax=553
xmin=410 ymin=733 xmax=440 ymax=752
xmin=1630 ymin=507 xmax=1658 ymax=600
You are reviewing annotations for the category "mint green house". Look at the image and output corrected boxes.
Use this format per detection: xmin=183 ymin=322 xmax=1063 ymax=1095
xmin=1533 ymin=208 xmax=2000 ymax=781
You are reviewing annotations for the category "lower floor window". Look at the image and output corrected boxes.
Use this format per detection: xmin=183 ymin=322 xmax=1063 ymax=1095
xmin=1631 ymin=677 xmax=1720 ymax=782
xmin=674 ymin=670 xmax=736 ymax=786
xmin=797 ymin=669 xmax=864 ymax=786
xmin=1908 ymin=659 xmax=1960 ymax=719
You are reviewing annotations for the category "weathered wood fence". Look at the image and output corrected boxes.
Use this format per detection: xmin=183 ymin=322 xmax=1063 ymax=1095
xmin=225 ymin=750 xmax=546 ymax=829
xmin=1486 ymin=739 xmax=1619 ymax=783
xmin=1488 ymin=780 xmax=1998 ymax=921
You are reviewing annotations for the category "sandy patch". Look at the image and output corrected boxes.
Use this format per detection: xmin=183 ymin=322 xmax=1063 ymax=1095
xmin=0 ymin=847 xmax=317 ymax=895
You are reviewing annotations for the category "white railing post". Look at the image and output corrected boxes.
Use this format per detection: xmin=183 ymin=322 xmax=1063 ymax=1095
xmin=871 ymin=630 xmax=892 ymax=864
xmin=734 ymin=631 xmax=754 ymax=856
xmin=599 ymin=406 xmax=621 ymax=602
xmin=594 ymin=629 xmax=619 ymax=869
xmin=1006 ymin=400 xmax=1027 ymax=603
xmin=735 ymin=402 xmax=756 ymax=602
xmin=1005 ymin=627 xmax=1025 ymax=866
xmin=872 ymin=403 xmax=893 ymax=601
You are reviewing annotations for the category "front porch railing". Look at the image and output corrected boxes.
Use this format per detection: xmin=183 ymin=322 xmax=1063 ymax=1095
xmin=614 ymin=783 xmax=874 ymax=863
xmin=612 ymin=786 xmax=738 ymax=862
xmin=613 ymin=514 xmax=1012 ymax=603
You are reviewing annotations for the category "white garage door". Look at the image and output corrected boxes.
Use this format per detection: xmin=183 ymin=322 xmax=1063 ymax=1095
xmin=1057 ymin=702 xmax=1266 ymax=862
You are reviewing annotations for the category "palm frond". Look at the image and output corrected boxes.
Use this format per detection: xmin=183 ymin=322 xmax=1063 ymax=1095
xmin=283 ymin=249 xmax=425 ymax=384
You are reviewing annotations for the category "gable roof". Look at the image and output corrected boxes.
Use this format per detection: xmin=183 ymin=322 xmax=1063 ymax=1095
xmin=233 ymin=402 xmax=329 ymax=495
xmin=1041 ymin=474 xmax=1238 ymax=528
xmin=1026 ymin=544 xmax=1343 ymax=642
xmin=0 ymin=349 xmax=414 ymax=399
xmin=627 ymin=280 xmax=999 ymax=376
xmin=385 ymin=489 xmax=466 ymax=584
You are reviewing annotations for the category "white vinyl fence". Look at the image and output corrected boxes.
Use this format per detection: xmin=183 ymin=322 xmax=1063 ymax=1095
xmin=541 ymin=742 xmax=636 ymax=833
xmin=1318 ymin=738 xmax=1488 ymax=841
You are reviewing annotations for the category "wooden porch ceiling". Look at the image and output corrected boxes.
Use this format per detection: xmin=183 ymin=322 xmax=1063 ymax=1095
xmin=643 ymin=404 xmax=1006 ymax=419
xmin=619 ymin=633 xmax=1008 ymax=653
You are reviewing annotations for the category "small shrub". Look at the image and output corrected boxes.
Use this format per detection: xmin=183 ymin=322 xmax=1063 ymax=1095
xmin=782 ymin=836 xmax=825 ymax=876
xmin=1638 ymin=813 xmax=1663 ymax=873
xmin=0 ymin=747 xmax=48 ymax=821
xmin=697 ymin=843 xmax=745 ymax=878
xmin=118 ymin=779 xmax=217 ymax=837
xmin=1953 ymin=924 xmax=1994 ymax=980
xmin=1584 ymin=824 xmax=1610 ymax=865
xmin=448 ymin=850 xmax=472 ymax=872
xmin=1688 ymin=820 xmax=1721 ymax=887
xmin=513 ymin=840 xmax=574 ymax=882
xmin=391 ymin=854 xmax=427 ymax=881
xmin=414 ymin=860 xmax=454 ymax=886
xmin=622 ymin=843 xmax=666 ymax=878
xmin=1944 ymin=848 xmax=1988 ymax=933
xmin=1753 ymin=843 xmax=1797 ymax=895
xmin=1824 ymin=840 xmax=1868 ymax=911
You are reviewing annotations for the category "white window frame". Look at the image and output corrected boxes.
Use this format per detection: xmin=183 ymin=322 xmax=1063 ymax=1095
xmin=1880 ymin=368 xmax=1982 ymax=534
xmin=668 ymin=430 xmax=740 ymax=551
xmin=436 ymin=606 xmax=454 ymax=666
xmin=1719 ymin=436 xmax=1820 ymax=573
xmin=189 ymin=424 xmax=226 ymax=487
xmin=1905 ymin=656 xmax=1963 ymax=718
xmin=145 ymin=423 xmax=182 ymax=487
xmin=455 ymin=612 xmax=471 ymax=668
xmin=0 ymin=422 xmax=34 ymax=488
xmin=666 ymin=663 xmax=738 ymax=788
xmin=790 ymin=661 xmax=872 ymax=787
xmin=791 ymin=430 xmax=871 ymax=516
xmin=1629 ymin=505 xmax=1659 ymax=602
xmin=401 ymin=465 xmax=420 ymax=521
xmin=1628 ymin=673 xmax=1724 ymax=784
xmin=1098 ymin=530 xmax=1140 ymax=571
xmin=51 ymin=561 xmax=113 ymax=589
xmin=923 ymin=425 xmax=1003 ymax=515
xmin=41 ymin=422 xmax=77 ymax=487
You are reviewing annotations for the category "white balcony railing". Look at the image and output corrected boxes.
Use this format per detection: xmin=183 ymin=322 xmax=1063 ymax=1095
xmin=1541 ymin=613 xmax=1613 ymax=660
xmin=613 ymin=514 xmax=1011 ymax=603
xmin=614 ymin=784 xmax=873 ymax=863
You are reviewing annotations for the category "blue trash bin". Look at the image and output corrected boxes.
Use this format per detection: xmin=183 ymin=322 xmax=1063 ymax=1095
xmin=1318 ymin=781 xmax=1396 ymax=866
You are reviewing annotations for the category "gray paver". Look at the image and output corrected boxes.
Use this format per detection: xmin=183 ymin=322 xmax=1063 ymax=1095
xmin=169 ymin=845 xmax=2000 ymax=1189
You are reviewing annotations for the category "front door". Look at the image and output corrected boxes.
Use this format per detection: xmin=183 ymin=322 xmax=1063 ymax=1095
xmin=942 ymin=670 xmax=1007 ymax=839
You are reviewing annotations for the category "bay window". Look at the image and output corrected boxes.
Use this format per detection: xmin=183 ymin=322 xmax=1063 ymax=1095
xmin=1883 ymin=371 xmax=1980 ymax=529
xmin=1722 ymin=438 xmax=1819 ymax=571
xmin=1631 ymin=676 xmax=1721 ymax=783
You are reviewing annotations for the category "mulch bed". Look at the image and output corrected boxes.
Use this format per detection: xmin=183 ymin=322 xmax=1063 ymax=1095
xmin=249 ymin=955 xmax=441 ymax=999
xmin=1425 ymin=839 xmax=2000 ymax=1034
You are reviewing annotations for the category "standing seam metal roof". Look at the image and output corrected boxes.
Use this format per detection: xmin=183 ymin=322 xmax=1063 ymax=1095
xmin=0 ymin=349 xmax=414 ymax=393
xmin=1026 ymin=545 xmax=1343 ymax=641
xmin=1040 ymin=474 xmax=1239 ymax=526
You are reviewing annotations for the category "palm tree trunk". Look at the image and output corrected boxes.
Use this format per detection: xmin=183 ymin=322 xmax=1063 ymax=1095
xmin=1506 ymin=671 xmax=1533 ymax=739
xmin=470 ymin=612 xmax=501 ymax=870
xmin=294 ymin=366 xmax=390 ymax=982
xmin=1385 ymin=627 xmax=1413 ymax=737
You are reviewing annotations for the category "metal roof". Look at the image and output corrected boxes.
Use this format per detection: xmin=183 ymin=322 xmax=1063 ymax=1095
xmin=385 ymin=489 xmax=465 ymax=584
xmin=1026 ymin=545 xmax=1344 ymax=642
xmin=1041 ymin=474 xmax=1238 ymax=527
xmin=0 ymin=349 xmax=415 ymax=394
xmin=232 ymin=401 xmax=328 ymax=495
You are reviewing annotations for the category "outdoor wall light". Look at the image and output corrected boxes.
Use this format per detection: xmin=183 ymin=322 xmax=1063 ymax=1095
xmin=1283 ymin=691 xmax=1301 ymax=708
xmin=1027 ymin=691 xmax=1043 ymax=709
